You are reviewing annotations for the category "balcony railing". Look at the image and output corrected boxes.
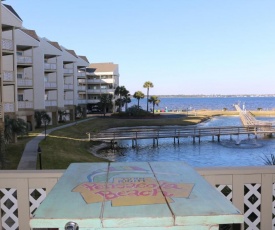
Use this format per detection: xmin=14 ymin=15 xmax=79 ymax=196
xmin=87 ymin=99 xmax=100 ymax=104
xmin=64 ymin=84 xmax=73 ymax=90
xmin=3 ymin=102 xmax=15 ymax=112
xmin=63 ymin=68 xmax=73 ymax=74
xmin=44 ymin=63 xmax=57 ymax=70
xmin=3 ymin=71 xmax=14 ymax=82
xmin=2 ymin=38 xmax=13 ymax=51
xmin=17 ymin=56 xmax=32 ymax=64
xmin=17 ymin=79 xmax=33 ymax=87
xmin=78 ymin=99 xmax=87 ymax=104
xmin=87 ymin=78 xmax=114 ymax=84
xmin=64 ymin=100 xmax=74 ymax=105
xmin=18 ymin=101 xmax=33 ymax=109
xmin=45 ymin=100 xmax=57 ymax=107
xmin=87 ymin=88 xmax=114 ymax=94
xmin=0 ymin=166 xmax=275 ymax=229
xmin=45 ymin=82 xmax=57 ymax=88
xmin=77 ymin=71 xmax=86 ymax=77
xmin=78 ymin=79 xmax=86 ymax=84
xmin=78 ymin=85 xmax=86 ymax=91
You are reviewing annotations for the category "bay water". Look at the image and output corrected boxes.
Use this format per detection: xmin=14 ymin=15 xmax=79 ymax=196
xmin=101 ymin=97 xmax=275 ymax=166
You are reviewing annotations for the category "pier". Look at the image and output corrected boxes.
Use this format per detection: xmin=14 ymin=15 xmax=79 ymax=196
xmin=92 ymin=125 xmax=275 ymax=147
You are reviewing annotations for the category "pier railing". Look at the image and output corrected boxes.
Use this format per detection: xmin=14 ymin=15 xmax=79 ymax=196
xmin=92 ymin=125 xmax=275 ymax=145
xmin=1 ymin=167 xmax=275 ymax=229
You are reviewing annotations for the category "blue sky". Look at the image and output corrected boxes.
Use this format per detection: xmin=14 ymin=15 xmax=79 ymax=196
xmin=5 ymin=0 xmax=275 ymax=95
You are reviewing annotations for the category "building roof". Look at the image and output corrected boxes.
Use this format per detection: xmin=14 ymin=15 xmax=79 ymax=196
xmin=20 ymin=29 xmax=40 ymax=41
xmin=87 ymin=62 xmax=118 ymax=73
xmin=79 ymin=56 xmax=89 ymax=63
xmin=3 ymin=4 xmax=22 ymax=21
xmin=48 ymin=41 xmax=62 ymax=51
xmin=66 ymin=49 xmax=78 ymax=58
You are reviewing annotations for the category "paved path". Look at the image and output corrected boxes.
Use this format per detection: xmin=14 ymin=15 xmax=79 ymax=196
xmin=17 ymin=118 xmax=94 ymax=170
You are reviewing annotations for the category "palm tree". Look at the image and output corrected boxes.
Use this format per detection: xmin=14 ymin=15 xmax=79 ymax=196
xmin=99 ymin=94 xmax=113 ymax=117
xmin=133 ymin=91 xmax=145 ymax=111
xmin=40 ymin=111 xmax=51 ymax=140
xmin=114 ymin=86 xmax=127 ymax=112
xmin=148 ymin=96 xmax=160 ymax=116
xmin=4 ymin=115 xmax=28 ymax=143
xmin=124 ymin=92 xmax=131 ymax=112
xmin=143 ymin=81 xmax=154 ymax=112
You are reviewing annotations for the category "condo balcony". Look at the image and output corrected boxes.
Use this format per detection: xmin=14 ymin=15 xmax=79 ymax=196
xmin=45 ymin=100 xmax=57 ymax=107
xmin=45 ymin=82 xmax=57 ymax=89
xmin=78 ymin=85 xmax=86 ymax=91
xmin=44 ymin=63 xmax=57 ymax=72
xmin=17 ymin=79 xmax=33 ymax=87
xmin=87 ymin=78 xmax=114 ymax=84
xmin=3 ymin=71 xmax=14 ymax=82
xmin=64 ymin=100 xmax=74 ymax=105
xmin=2 ymin=38 xmax=14 ymax=53
xmin=77 ymin=71 xmax=86 ymax=78
xmin=18 ymin=101 xmax=33 ymax=109
xmin=77 ymin=99 xmax=87 ymax=104
xmin=0 ymin=166 xmax=275 ymax=229
xmin=3 ymin=102 xmax=15 ymax=112
xmin=64 ymin=84 xmax=73 ymax=90
xmin=17 ymin=56 xmax=32 ymax=65
xmin=87 ymin=99 xmax=100 ymax=104
xmin=87 ymin=88 xmax=115 ymax=94
xmin=63 ymin=68 xmax=73 ymax=75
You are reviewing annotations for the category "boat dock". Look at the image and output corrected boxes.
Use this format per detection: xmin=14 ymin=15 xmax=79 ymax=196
xmin=92 ymin=125 xmax=275 ymax=147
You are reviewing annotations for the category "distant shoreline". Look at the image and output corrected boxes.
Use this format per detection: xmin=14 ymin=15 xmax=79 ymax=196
xmin=151 ymin=95 xmax=275 ymax=98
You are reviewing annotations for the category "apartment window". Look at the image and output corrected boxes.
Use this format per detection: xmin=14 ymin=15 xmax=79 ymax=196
xmin=18 ymin=94 xmax=24 ymax=101
xmin=17 ymin=73 xmax=23 ymax=79
xmin=17 ymin=51 xmax=23 ymax=56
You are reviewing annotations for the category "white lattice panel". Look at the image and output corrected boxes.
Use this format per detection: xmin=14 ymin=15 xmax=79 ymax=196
xmin=273 ymin=183 xmax=275 ymax=229
xmin=0 ymin=188 xmax=19 ymax=230
xmin=244 ymin=183 xmax=261 ymax=230
xmin=29 ymin=188 xmax=46 ymax=217
xmin=216 ymin=184 xmax=232 ymax=201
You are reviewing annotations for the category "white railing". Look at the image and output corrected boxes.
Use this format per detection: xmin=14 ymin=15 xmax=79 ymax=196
xmin=87 ymin=88 xmax=114 ymax=94
xmin=64 ymin=100 xmax=73 ymax=105
xmin=3 ymin=102 xmax=15 ymax=112
xmin=44 ymin=63 xmax=57 ymax=70
xmin=2 ymin=39 xmax=13 ymax=51
xmin=87 ymin=99 xmax=100 ymax=104
xmin=64 ymin=84 xmax=73 ymax=90
xmin=0 ymin=167 xmax=275 ymax=229
xmin=17 ymin=56 xmax=32 ymax=64
xmin=18 ymin=101 xmax=33 ymax=109
xmin=17 ymin=79 xmax=33 ymax=87
xmin=45 ymin=100 xmax=57 ymax=107
xmin=78 ymin=99 xmax=87 ymax=104
xmin=78 ymin=79 xmax=86 ymax=84
xmin=3 ymin=71 xmax=14 ymax=81
xmin=77 ymin=72 xmax=86 ymax=77
xmin=87 ymin=79 xmax=114 ymax=84
xmin=63 ymin=68 xmax=73 ymax=74
xmin=45 ymin=82 xmax=57 ymax=88
xmin=78 ymin=85 xmax=86 ymax=91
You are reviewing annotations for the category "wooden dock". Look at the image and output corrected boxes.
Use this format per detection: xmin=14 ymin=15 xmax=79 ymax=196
xmin=92 ymin=125 xmax=275 ymax=147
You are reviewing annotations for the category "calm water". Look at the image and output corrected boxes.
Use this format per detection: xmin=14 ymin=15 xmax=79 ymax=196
xmin=129 ymin=96 xmax=275 ymax=111
xmin=100 ymin=116 xmax=275 ymax=167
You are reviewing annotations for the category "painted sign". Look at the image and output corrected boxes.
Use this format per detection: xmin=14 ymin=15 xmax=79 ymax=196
xmin=73 ymin=166 xmax=194 ymax=206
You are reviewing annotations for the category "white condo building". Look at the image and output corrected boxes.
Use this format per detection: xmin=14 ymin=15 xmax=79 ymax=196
xmin=0 ymin=2 xmax=120 ymax=130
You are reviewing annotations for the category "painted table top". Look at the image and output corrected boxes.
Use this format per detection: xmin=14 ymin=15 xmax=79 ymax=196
xmin=30 ymin=162 xmax=243 ymax=229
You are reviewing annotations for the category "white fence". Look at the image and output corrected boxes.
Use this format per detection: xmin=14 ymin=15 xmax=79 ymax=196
xmin=0 ymin=166 xmax=275 ymax=229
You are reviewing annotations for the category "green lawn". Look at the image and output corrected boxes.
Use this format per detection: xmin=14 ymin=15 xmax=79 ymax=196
xmin=5 ymin=110 xmax=272 ymax=170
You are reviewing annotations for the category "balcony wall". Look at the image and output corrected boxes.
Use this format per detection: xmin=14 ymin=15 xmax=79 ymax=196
xmin=44 ymin=63 xmax=57 ymax=71
xmin=45 ymin=100 xmax=57 ymax=107
xmin=3 ymin=71 xmax=14 ymax=82
xmin=1 ymin=166 xmax=275 ymax=229
xmin=17 ymin=79 xmax=33 ymax=87
xmin=17 ymin=56 xmax=32 ymax=64
xmin=2 ymin=38 xmax=13 ymax=51
xmin=18 ymin=101 xmax=33 ymax=109
xmin=3 ymin=102 xmax=15 ymax=112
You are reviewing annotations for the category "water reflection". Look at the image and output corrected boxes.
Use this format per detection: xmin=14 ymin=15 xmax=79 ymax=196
xmin=99 ymin=116 xmax=275 ymax=167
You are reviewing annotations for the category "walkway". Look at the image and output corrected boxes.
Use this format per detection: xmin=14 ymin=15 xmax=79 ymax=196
xmin=17 ymin=118 xmax=94 ymax=170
